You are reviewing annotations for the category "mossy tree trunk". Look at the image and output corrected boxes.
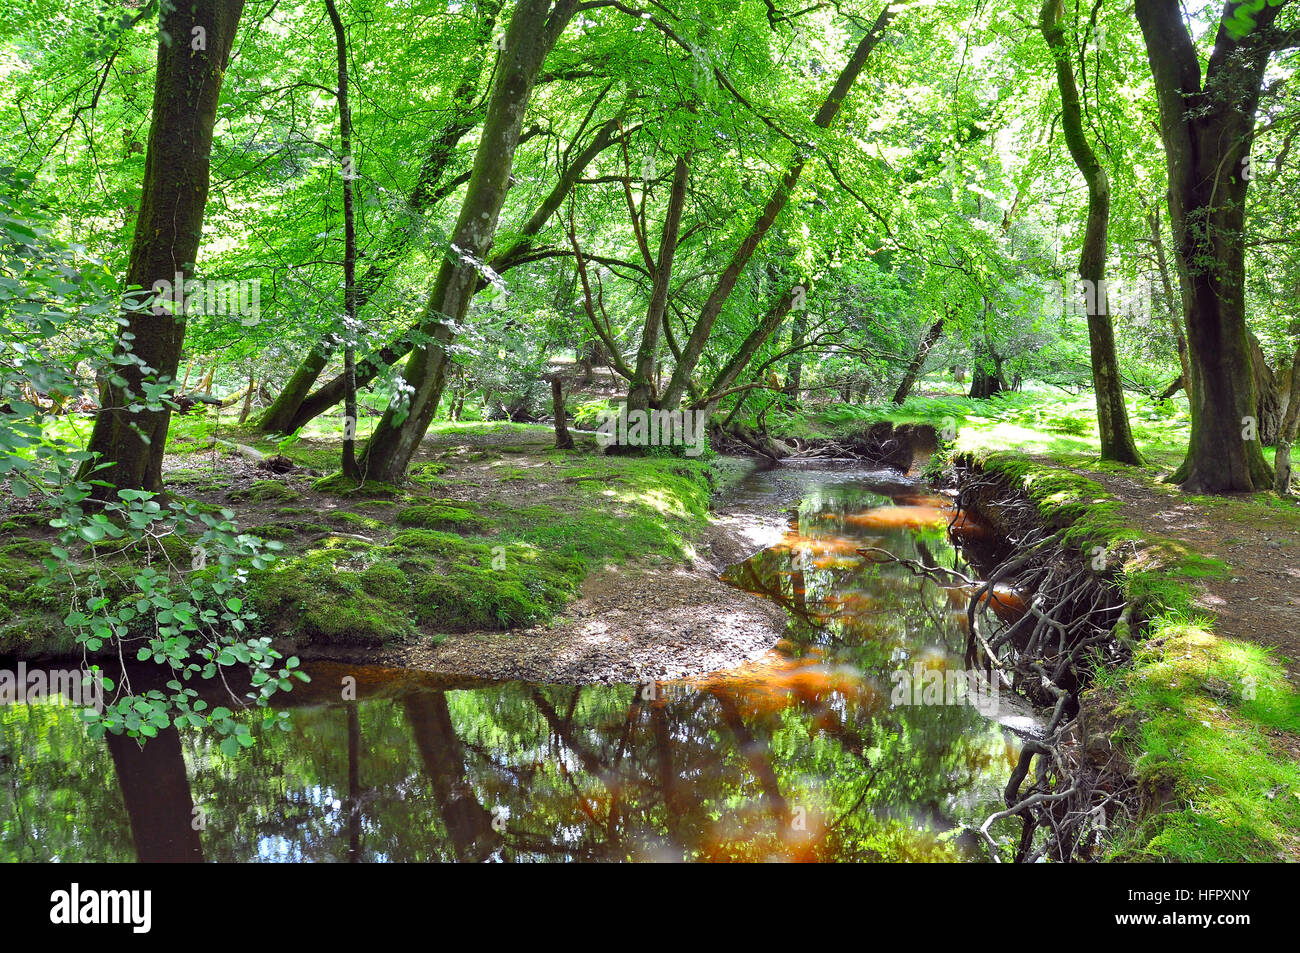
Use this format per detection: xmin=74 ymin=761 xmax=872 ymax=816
xmin=1041 ymin=0 xmax=1143 ymax=465
xmin=80 ymin=0 xmax=244 ymax=497
xmin=1136 ymin=0 xmax=1283 ymax=492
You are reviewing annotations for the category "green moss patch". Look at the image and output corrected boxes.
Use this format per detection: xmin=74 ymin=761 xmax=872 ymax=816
xmin=250 ymin=550 xmax=414 ymax=646
xmin=228 ymin=479 xmax=301 ymax=503
xmin=394 ymin=503 xmax=487 ymax=533
xmin=1098 ymin=621 xmax=1300 ymax=862
xmin=312 ymin=472 xmax=402 ymax=498
xmin=383 ymin=531 xmax=583 ymax=631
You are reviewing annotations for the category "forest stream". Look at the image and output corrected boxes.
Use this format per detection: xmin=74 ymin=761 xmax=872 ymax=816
xmin=0 ymin=463 xmax=1041 ymax=862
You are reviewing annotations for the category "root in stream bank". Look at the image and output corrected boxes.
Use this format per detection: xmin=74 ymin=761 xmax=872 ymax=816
xmin=712 ymin=421 xmax=939 ymax=475
xmin=939 ymin=462 xmax=1139 ymax=862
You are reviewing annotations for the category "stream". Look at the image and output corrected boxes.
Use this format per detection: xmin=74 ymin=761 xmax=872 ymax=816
xmin=0 ymin=463 xmax=1036 ymax=862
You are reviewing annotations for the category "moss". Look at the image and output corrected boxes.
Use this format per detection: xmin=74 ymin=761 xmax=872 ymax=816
xmin=243 ymin=522 xmax=334 ymax=542
xmin=0 ymin=512 xmax=53 ymax=532
xmin=1100 ymin=621 xmax=1300 ymax=862
xmin=312 ymin=472 xmax=402 ymax=498
xmin=950 ymin=428 xmax=1300 ymax=862
xmin=387 ymin=529 xmax=467 ymax=559
xmin=379 ymin=531 xmax=583 ymax=631
xmin=411 ymin=547 xmax=583 ymax=631
xmin=0 ymin=541 xmax=53 ymax=615
xmin=394 ymin=503 xmax=488 ymax=533
xmin=331 ymin=511 xmax=386 ymax=531
xmin=408 ymin=462 xmax=448 ymax=486
xmin=228 ymin=479 xmax=301 ymax=503
xmin=250 ymin=550 xmax=413 ymax=646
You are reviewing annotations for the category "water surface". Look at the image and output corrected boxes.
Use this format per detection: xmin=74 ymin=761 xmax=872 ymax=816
xmin=1 ymin=465 xmax=1031 ymax=862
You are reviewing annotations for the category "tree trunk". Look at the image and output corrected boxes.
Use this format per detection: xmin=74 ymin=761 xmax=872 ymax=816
xmin=258 ymin=344 xmax=332 ymax=434
xmin=325 ymin=0 xmax=360 ymax=481
xmin=275 ymin=112 xmax=614 ymax=435
xmin=1136 ymin=0 xmax=1279 ymax=491
xmin=1041 ymin=0 xmax=1143 ymax=465
xmin=1249 ymin=332 xmax=1281 ymax=446
xmin=969 ymin=349 xmax=1004 ymax=399
xmin=256 ymin=0 xmax=505 ymax=434
xmin=79 ymin=0 xmax=244 ymax=497
xmin=892 ymin=315 xmax=944 ymax=405
xmin=784 ymin=309 xmax=807 ymax=405
xmin=627 ymin=153 xmax=690 ymax=412
xmin=695 ymin=284 xmax=799 ymax=421
xmin=238 ymin=367 xmax=256 ymax=423
xmin=360 ymin=0 xmax=578 ymax=482
xmin=1274 ymin=346 xmax=1300 ymax=494
xmin=550 ymin=376 xmax=574 ymax=449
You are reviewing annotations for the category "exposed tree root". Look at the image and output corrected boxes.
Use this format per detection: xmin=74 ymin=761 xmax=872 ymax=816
xmin=945 ymin=462 xmax=1140 ymax=862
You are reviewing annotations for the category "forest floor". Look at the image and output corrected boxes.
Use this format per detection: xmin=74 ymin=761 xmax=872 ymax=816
xmin=1049 ymin=457 xmax=1300 ymax=680
xmin=0 ymin=413 xmax=796 ymax=681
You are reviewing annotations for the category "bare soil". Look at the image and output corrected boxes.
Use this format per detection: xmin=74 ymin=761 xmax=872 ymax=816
xmin=1043 ymin=456 xmax=1300 ymax=681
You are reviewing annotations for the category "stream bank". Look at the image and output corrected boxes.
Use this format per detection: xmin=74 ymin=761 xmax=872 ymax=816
xmin=940 ymin=449 xmax=1300 ymax=862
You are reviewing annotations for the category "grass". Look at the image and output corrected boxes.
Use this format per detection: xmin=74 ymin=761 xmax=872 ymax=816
xmin=231 ymin=427 xmax=714 ymax=642
xmin=1101 ymin=618 xmax=1300 ymax=861
xmin=856 ymin=387 xmax=1300 ymax=862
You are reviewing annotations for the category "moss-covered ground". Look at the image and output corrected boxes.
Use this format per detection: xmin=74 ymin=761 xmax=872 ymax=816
xmin=1 ymin=411 xmax=717 ymax=655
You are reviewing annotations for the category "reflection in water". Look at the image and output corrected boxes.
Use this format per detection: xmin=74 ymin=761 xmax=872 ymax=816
xmin=0 ymin=467 xmax=1031 ymax=862
xmin=105 ymin=727 xmax=203 ymax=863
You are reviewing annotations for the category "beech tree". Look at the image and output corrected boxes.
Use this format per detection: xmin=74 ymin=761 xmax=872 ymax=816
xmin=1040 ymin=0 xmax=1143 ymax=465
xmin=359 ymin=0 xmax=581 ymax=481
xmin=1135 ymin=0 xmax=1300 ymax=491
xmin=80 ymin=0 xmax=245 ymax=495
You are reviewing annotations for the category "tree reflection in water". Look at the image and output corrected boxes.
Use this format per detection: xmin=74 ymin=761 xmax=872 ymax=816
xmin=0 ymin=471 xmax=1029 ymax=862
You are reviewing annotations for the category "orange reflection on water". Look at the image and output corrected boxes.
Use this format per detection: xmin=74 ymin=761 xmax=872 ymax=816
xmin=772 ymin=534 xmax=866 ymax=556
xmin=689 ymin=649 xmax=876 ymax=719
xmin=843 ymin=504 xmax=952 ymax=530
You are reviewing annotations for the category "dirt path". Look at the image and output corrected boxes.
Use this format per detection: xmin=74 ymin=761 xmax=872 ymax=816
xmin=1044 ymin=457 xmax=1300 ymax=680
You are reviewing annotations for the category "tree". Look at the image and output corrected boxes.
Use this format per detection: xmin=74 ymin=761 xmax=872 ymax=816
xmin=359 ymin=0 xmax=580 ymax=481
xmin=656 ymin=4 xmax=897 ymax=410
xmin=1040 ymin=0 xmax=1143 ymax=464
xmin=324 ymin=0 xmax=360 ymax=479
xmin=1134 ymin=0 xmax=1299 ymax=491
xmin=80 ymin=0 xmax=245 ymax=496
xmin=255 ymin=0 xmax=507 ymax=435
